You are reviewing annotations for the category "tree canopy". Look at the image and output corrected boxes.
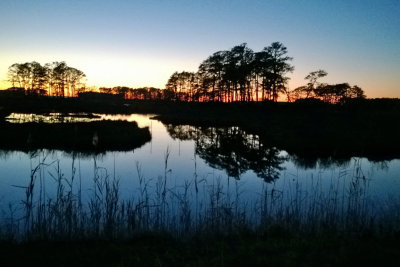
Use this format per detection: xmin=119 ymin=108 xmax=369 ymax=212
xmin=166 ymin=42 xmax=295 ymax=102
xmin=292 ymin=70 xmax=365 ymax=103
xmin=7 ymin=61 xmax=86 ymax=97
xmin=165 ymin=42 xmax=365 ymax=103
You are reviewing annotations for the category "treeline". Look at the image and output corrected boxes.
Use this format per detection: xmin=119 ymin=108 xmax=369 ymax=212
xmin=166 ymin=42 xmax=293 ymax=102
xmin=291 ymin=70 xmax=365 ymax=103
xmin=5 ymin=61 xmax=170 ymax=100
xmin=5 ymin=42 xmax=366 ymax=103
xmin=165 ymin=42 xmax=365 ymax=103
xmin=98 ymin=86 xmax=169 ymax=100
xmin=7 ymin=61 xmax=86 ymax=97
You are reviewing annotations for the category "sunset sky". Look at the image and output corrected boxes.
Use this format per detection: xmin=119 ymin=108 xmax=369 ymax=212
xmin=0 ymin=0 xmax=399 ymax=98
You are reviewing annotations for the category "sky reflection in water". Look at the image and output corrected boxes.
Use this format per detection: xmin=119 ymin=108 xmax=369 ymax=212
xmin=0 ymin=113 xmax=399 ymax=213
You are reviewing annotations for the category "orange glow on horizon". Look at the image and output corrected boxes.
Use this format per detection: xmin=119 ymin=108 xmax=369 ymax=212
xmin=0 ymin=59 xmax=399 ymax=99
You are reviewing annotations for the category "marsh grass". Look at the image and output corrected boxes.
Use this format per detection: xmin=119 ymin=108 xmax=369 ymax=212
xmin=0 ymin=153 xmax=399 ymax=243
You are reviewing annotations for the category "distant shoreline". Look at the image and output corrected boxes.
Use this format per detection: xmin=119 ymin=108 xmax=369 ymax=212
xmin=1 ymin=95 xmax=400 ymax=161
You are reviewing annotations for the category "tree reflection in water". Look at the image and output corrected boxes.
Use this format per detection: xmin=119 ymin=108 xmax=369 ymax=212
xmin=166 ymin=124 xmax=287 ymax=182
xmin=288 ymin=154 xmax=352 ymax=170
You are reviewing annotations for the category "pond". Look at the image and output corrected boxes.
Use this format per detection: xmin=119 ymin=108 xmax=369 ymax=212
xmin=0 ymin=113 xmax=399 ymax=237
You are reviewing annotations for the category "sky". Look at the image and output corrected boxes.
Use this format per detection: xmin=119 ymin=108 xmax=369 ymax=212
xmin=0 ymin=0 xmax=399 ymax=98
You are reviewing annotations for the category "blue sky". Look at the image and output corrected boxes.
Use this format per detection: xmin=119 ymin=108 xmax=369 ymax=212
xmin=0 ymin=0 xmax=399 ymax=97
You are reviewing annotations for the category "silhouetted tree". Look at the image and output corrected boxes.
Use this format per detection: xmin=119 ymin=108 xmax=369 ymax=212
xmin=49 ymin=61 xmax=68 ymax=97
xmin=261 ymin=42 xmax=294 ymax=102
xmin=112 ymin=86 xmax=130 ymax=98
xmin=170 ymin=42 xmax=294 ymax=102
xmin=292 ymin=69 xmax=327 ymax=100
xmin=29 ymin=61 xmax=48 ymax=95
xmin=315 ymin=83 xmax=350 ymax=103
xmin=7 ymin=63 xmax=31 ymax=91
xmin=7 ymin=61 xmax=86 ymax=97
xmin=166 ymin=71 xmax=199 ymax=101
xmin=345 ymin=85 xmax=365 ymax=99
xmin=65 ymin=67 xmax=86 ymax=97
xmin=198 ymin=51 xmax=227 ymax=101
xmin=225 ymin=43 xmax=254 ymax=102
xmin=293 ymin=70 xmax=365 ymax=103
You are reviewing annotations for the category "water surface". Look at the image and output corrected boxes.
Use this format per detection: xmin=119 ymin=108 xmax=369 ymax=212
xmin=0 ymin=113 xmax=399 ymax=220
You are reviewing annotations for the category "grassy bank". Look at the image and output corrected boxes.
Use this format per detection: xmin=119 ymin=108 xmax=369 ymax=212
xmin=1 ymin=233 xmax=399 ymax=266
xmin=0 ymin=120 xmax=151 ymax=154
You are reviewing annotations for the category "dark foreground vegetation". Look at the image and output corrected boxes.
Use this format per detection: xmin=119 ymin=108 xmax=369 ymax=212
xmin=1 ymin=233 xmax=399 ymax=266
xmin=0 ymin=155 xmax=399 ymax=266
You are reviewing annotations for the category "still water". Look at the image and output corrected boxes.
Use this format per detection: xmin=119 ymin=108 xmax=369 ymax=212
xmin=0 ymin=113 xmax=399 ymax=218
